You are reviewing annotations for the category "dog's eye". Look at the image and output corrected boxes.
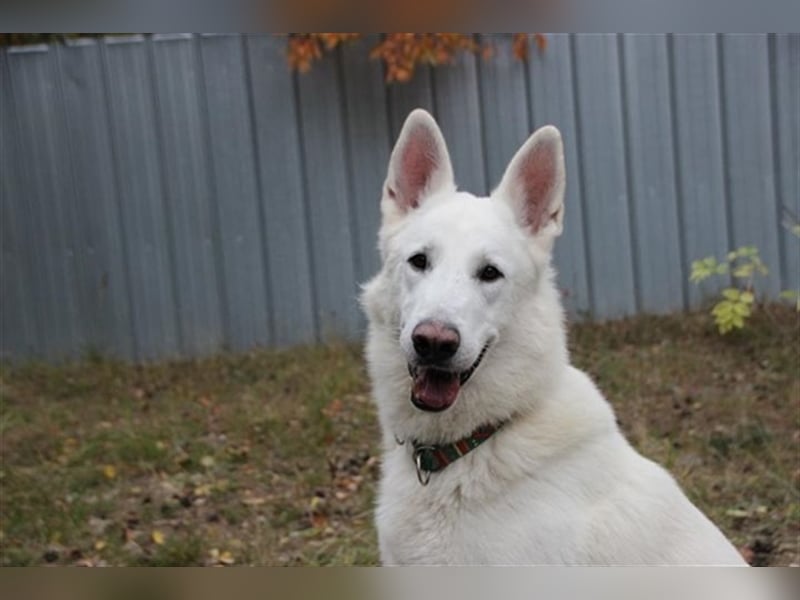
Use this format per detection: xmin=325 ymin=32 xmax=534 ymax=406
xmin=408 ymin=253 xmax=428 ymax=271
xmin=478 ymin=265 xmax=504 ymax=282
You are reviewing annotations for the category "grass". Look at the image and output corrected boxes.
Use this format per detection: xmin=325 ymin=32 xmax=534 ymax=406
xmin=1 ymin=306 xmax=797 ymax=566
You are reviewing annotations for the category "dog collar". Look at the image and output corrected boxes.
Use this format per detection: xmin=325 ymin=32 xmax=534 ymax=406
xmin=407 ymin=423 xmax=504 ymax=485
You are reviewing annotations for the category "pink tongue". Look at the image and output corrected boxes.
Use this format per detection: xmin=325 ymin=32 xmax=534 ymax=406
xmin=412 ymin=369 xmax=461 ymax=410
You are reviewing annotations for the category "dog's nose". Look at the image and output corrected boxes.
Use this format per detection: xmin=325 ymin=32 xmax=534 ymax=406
xmin=412 ymin=320 xmax=460 ymax=363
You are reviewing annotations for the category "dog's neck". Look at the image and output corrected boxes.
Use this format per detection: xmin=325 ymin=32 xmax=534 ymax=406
xmin=395 ymin=421 xmax=507 ymax=485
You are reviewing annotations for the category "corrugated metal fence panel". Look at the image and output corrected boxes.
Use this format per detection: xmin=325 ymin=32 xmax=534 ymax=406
xmin=433 ymin=49 xmax=487 ymax=196
xmin=1 ymin=33 xmax=797 ymax=362
xmin=56 ymin=40 xmax=136 ymax=359
xmin=622 ymin=34 xmax=685 ymax=314
xmin=670 ymin=34 xmax=732 ymax=309
xmin=245 ymin=34 xmax=316 ymax=348
xmin=150 ymin=34 xmax=224 ymax=357
xmin=772 ymin=34 xmax=800 ymax=296
xmin=7 ymin=45 xmax=85 ymax=360
xmin=199 ymin=34 xmax=272 ymax=352
xmin=476 ymin=34 xmax=529 ymax=190
xmin=0 ymin=50 xmax=35 ymax=359
xmin=296 ymin=52 xmax=361 ymax=340
xmin=528 ymin=33 xmax=591 ymax=317
xmin=720 ymin=35 xmax=783 ymax=298
xmin=571 ymin=34 xmax=637 ymax=319
xmin=340 ymin=35 xmax=392 ymax=286
xmin=103 ymin=36 xmax=180 ymax=360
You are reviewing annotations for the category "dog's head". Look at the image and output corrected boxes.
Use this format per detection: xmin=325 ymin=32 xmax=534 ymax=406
xmin=363 ymin=109 xmax=569 ymax=440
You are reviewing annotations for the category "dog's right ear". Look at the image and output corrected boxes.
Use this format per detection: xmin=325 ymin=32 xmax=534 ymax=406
xmin=382 ymin=109 xmax=455 ymax=218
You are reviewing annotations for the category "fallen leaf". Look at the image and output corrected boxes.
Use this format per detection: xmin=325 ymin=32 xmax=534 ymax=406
xmin=310 ymin=513 xmax=329 ymax=529
xmin=74 ymin=558 xmax=97 ymax=567
xmin=200 ymin=455 xmax=215 ymax=468
xmin=194 ymin=484 xmax=213 ymax=497
xmin=218 ymin=550 xmax=234 ymax=565
xmin=241 ymin=496 xmax=266 ymax=506
xmin=102 ymin=465 xmax=117 ymax=480
xmin=88 ymin=516 xmax=111 ymax=536
xmin=122 ymin=540 xmax=143 ymax=557
xmin=151 ymin=530 xmax=165 ymax=545
xmin=322 ymin=398 xmax=343 ymax=418
xmin=726 ymin=508 xmax=750 ymax=518
xmin=94 ymin=540 xmax=107 ymax=551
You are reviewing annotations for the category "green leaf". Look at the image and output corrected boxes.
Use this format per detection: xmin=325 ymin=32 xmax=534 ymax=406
xmin=740 ymin=291 xmax=755 ymax=304
xmin=742 ymin=246 xmax=758 ymax=257
xmin=721 ymin=288 xmax=740 ymax=301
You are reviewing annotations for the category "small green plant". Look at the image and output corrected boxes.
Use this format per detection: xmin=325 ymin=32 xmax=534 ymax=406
xmin=691 ymin=210 xmax=800 ymax=334
xmin=689 ymin=206 xmax=800 ymax=334
xmin=690 ymin=247 xmax=766 ymax=333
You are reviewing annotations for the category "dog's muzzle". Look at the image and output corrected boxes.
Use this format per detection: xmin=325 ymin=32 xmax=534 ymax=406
xmin=408 ymin=343 xmax=489 ymax=412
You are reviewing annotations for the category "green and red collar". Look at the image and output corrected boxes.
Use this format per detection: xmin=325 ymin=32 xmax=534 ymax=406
xmin=402 ymin=422 xmax=505 ymax=485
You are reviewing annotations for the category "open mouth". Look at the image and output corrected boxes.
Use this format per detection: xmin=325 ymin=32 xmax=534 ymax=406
xmin=408 ymin=344 xmax=489 ymax=412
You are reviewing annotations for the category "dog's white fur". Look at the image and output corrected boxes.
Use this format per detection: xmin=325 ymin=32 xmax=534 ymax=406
xmin=361 ymin=109 xmax=746 ymax=565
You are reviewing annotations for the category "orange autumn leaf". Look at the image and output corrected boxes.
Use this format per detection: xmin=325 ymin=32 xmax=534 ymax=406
xmin=287 ymin=34 xmax=546 ymax=83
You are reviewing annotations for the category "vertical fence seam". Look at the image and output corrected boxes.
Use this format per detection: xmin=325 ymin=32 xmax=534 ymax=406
xmin=241 ymin=35 xmax=276 ymax=347
xmin=666 ymin=34 xmax=690 ymax=311
xmin=617 ymin=34 xmax=641 ymax=314
xmin=98 ymin=38 xmax=140 ymax=360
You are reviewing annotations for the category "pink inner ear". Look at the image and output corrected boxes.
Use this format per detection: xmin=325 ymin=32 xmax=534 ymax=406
xmin=395 ymin=126 xmax=440 ymax=210
xmin=518 ymin=142 xmax=557 ymax=233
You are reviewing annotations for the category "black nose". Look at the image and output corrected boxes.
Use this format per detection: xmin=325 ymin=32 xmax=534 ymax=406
xmin=412 ymin=320 xmax=460 ymax=363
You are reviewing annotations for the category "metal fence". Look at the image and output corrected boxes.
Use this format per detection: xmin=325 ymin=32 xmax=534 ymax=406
xmin=1 ymin=34 xmax=798 ymax=362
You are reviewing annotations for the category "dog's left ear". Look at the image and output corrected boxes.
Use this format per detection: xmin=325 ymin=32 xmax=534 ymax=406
xmin=494 ymin=125 xmax=565 ymax=241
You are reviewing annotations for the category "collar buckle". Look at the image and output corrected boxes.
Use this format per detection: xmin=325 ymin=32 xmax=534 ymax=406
xmin=413 ymin=445 xmax=434 ymax=485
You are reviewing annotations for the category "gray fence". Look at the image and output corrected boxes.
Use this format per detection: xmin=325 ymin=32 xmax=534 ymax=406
xmin=1 ymin=34 xmax=798 ymax=362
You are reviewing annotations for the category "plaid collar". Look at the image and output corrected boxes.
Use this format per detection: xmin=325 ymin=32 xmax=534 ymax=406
xmin=409 ymin=423 xmax=504 ymax=485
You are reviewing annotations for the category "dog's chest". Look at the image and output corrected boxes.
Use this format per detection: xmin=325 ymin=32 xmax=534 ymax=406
xmin=376 ymin=448 xmax=573 ymax=564
xmin=376 ymin=459 xmax=484 ymax=564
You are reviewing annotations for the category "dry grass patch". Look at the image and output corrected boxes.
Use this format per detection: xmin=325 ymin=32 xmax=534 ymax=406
xmin=1 ymin=306 xmax=797 ymax=565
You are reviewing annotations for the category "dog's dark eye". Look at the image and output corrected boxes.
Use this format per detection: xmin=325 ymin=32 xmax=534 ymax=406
xmin=408 ymin=253 xmax=428 ymax=271
xmin=478 ymin=265 xmax=503 ymax=282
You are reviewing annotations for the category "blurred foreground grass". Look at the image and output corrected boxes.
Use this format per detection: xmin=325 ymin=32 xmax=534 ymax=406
xmin=1 ymin=306 xmax=797 ymax=566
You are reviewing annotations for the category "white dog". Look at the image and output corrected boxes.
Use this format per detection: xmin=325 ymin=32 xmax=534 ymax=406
xmin=361 ymin=109 xmax=746 ymax=565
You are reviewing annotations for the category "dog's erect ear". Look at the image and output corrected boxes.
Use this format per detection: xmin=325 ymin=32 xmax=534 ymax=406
xmin=383 ymin=109 xmax=455 ymax=214
xmin=495 ymin=125 xmax=565 ymax=239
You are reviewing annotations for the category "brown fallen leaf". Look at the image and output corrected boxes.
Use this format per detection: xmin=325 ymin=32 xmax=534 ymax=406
xmin=241 ymin=496 xmax=266 ymax=506
xmin=310 ymin=513 xmax=329 ymax=529
xmin=322 ymin=398 xmax=343 ymax=418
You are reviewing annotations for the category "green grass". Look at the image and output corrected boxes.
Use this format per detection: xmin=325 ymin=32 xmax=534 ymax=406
xmin=1 ymin=306 xmax=797 ymax=566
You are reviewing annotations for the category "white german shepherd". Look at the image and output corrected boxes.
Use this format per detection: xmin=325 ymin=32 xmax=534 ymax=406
xmin=361 ymin=109 xmax=746 ymax=565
